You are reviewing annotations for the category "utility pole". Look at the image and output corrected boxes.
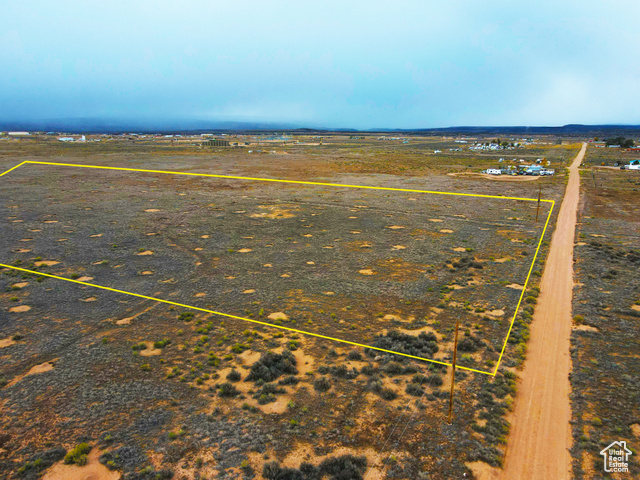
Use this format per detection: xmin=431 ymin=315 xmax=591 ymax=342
xmin=535 ymin=184 xmax=542 ymax=222
xmin=447 ymin=318 xmax=460 ymax=424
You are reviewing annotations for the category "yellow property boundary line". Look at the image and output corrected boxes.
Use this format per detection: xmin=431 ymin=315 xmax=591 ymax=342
xmin=1 ymin=161 xmax=554 ymax=376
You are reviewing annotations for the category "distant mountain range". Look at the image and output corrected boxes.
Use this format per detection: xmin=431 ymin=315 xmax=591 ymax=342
xmin=1 ymin=118 xmax=639 ymax=136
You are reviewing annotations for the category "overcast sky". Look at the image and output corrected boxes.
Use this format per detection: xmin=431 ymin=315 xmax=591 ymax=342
xmin=1 ymin=0 xmax=639 ymax=129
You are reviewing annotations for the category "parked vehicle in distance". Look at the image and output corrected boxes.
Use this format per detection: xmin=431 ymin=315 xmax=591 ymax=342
xmin=486 ymin=168 xmax=502 ymax=175
xmin=625 ymin=160 xmax=640 ymax=170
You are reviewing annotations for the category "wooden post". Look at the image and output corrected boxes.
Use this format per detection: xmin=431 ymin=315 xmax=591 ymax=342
xmin=535 ymin=184 xmax=542 ymax=222
xmin=447 ymin=318 xmax=460 ymax=424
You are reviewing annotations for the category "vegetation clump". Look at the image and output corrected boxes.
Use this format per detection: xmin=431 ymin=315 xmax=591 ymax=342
xmin=246 ymin=351 xmax=297 ymax=382
xmin=218 ymin=382 xmax=240 ymax=397
xmin=263 ymin=454 xmax=367 ymax=480
xmin=366 ymin=330 xmax=438 ymax=359
xmin=452 ymin=256 xmax=483 ymax=270
xmin=64 ymin=442 xmax=91 ymax=466
xmin=313 ymin=376 xmax=332 ymax=392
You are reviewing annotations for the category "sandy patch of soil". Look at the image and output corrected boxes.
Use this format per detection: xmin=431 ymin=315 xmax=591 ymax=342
xmin=14 ymin=248 xmax=31 ymax=253
xmin=43 ymin=447 xmax=118 ymax=480
xmin=44 ymin=220 xmax=58 ymax=224
xmin=82 ymin=297 xmax=98 ymax=302
xmin=465 ymin=461 xmax=501 ymax=479
xmin=237 ymin=248 xmax=253 ymax=253
xmin=631 ymin=424 xmax=640 ymax=437
xmin=391 ymin=245 xmax=406 ymax=250
xmin=139 ymin=342 xmax=161 ymax=356
xmin=238 ymin=349 xmax=261 ymax=365
xmin=323 ymin=291 xmax=335 ymax=295
xmin=9 ymin=359 xmax=58 ymax=387
xmin=242 ymin=289 xmax=255 ymax=294
xmin=12 ymin=282 xmax=29 ymax=289
xmin=494 ymin=257 xmax=513 ymax=263
xmin=250 ymin=205 xmax=297 ymax=219
xmin=573 ymin=324 xmax=599 ymax=332
xmin=136 ymin=250 xmax=154 ymax=255
xmin=140 ymin=271 xmax=154 ymax=275
xmin=20 ymin=238 xmax=33 ymax=242
xmin=268 ymin=312 xmax=288 ymax=321
xmin=9 ymin=305 xmax=31 ymax=313
xmin=506 ymin=283 xmax=524 ymax=290
xmin=34 ymin=260 xmax=59 ymax=266
xmin=116 ymin=318 xmax=132 ymax=325
xmin=144 ymin=208 xmax=161 ymax=212
xmin=77 ymin=276 xmax=94 ymax=282
xmin=0 ymin=338 xmax=16 ymax=348
xmin=90 ymin=233 xmax=103 ymax=237
xmin=359 ymin=269 xmax=376 ymax=275
xmin=440 ymin=229 xmax=454 ymax=233
xmin=194 ymin=292 xmax=206 ymax=297
xmin=576 ymin=241 xmax=587 ymax=246
xmin=386 ymin=225 xmax=404 ymax=230
xmin=201 ymin=234 xmax=210 ymax=238
xmin=631 ymin=305 xmax=640 ymax=312
xmin=453 ymin=247 xmax=467 ymax=252
xmin=428 ymin=218 xmax=443 ymax=222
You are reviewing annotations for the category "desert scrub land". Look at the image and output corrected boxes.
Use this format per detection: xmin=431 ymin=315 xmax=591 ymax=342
xmin=0 ymin=138 xmax=571 ymax=479
xmin=570 ymin=167 xmax=640 ymax=479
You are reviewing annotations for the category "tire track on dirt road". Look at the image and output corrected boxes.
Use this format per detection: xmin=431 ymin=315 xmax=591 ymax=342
xmin=498 ymin=143 xmax=587 ymax=479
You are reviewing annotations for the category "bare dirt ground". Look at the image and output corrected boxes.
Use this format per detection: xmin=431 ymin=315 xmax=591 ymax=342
xmin=498 ymin=143 xmax=586 ymax=479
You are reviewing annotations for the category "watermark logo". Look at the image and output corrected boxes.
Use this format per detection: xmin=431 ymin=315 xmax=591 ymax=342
xmin=600 ymin=441 xmax=632 ymax=473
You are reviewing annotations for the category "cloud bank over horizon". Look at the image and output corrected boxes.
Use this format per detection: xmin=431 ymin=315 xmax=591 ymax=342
xmin=1 ymin=0 xmax=639 ymax=129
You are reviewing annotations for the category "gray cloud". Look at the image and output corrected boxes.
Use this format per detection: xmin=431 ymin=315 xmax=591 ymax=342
xmin=1 ymin=0 xmax=639 ymax=128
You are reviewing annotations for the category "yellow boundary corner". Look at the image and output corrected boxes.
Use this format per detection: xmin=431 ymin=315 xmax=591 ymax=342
xmin=0 ymin=161 xmax=555 ymax=376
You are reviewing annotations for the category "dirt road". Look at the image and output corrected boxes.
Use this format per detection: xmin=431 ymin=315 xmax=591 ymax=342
xmin=499 ymin=143 xmax=587 ymax=479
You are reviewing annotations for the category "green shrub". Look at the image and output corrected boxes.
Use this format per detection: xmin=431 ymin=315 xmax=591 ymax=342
xmin=313 ymin=376 xmax=331 ymax=392
xmin=524 ymin=296 xmax=537 ymax=304
xmin=64 ymin=443 xmax=91 ymax=465
xmin=218 ymin=382 xmax=239 ymax=397
xmin=406 ymin=383 xmax=423 ymax=396
xmin=380 ymin=388 xmax=397 ymax=400
xmin=154 ymin=338 xmax=171 ymax=348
